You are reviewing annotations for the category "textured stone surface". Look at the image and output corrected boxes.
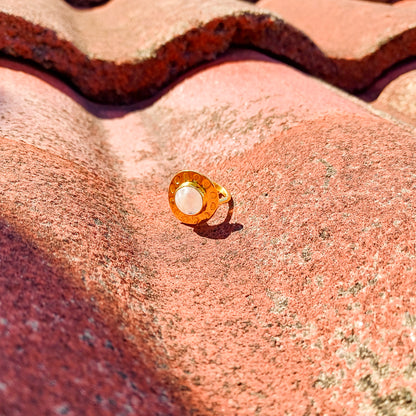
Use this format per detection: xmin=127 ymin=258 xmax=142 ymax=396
xmin=2 ymin=0 xmax=416 ymax=102
xmin=2 ymin=48 xmax=416 ymax=414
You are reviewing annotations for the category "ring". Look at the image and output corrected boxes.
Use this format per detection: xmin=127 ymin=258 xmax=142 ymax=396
xmin=168 ymin=170 xmax=231 ymax=225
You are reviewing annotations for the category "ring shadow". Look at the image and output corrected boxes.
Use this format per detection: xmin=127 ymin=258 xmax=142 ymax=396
xmin=190 ymin=198 xmax=243 ymax=240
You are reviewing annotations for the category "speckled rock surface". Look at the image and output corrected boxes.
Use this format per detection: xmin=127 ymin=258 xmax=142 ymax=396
xmin=2 ymin=48 xmax=416 ymax=414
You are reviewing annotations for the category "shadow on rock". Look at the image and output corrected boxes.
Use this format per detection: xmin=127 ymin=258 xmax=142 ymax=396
xmin=192 ymin=198 xmax=243 ymax=239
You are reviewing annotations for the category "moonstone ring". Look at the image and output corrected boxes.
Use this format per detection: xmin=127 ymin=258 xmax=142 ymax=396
xmin=168 ymin=170 xmax=231 ymax=225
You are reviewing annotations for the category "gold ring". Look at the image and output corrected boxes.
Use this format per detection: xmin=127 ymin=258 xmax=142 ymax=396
xmin=168 ymin=170 xmax=231 ymax=225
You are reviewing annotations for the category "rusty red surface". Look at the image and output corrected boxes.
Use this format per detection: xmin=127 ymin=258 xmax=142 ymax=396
xmin=1 ymin=1 xmax=416 ymax=415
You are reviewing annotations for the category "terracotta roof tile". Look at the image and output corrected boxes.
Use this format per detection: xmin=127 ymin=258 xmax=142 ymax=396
xmin=0 ymin=61 xmax=186 ymax=414
xmin=0 ymin=0 xmax=281 ymax=102
xmin=3 ymin=42 xmax=416 ymax=413
xmin=4 ymin=0 xmax=416 ymax=103
xmin=0 ymin=218 xmax=183 ymax=415
xmin=357 ymin=60 xmax=416 ymax=128
xmin=373 ymin=69 xmax=416 ymax=126
xmin=259 ymin=0 xmax=416 ymax=91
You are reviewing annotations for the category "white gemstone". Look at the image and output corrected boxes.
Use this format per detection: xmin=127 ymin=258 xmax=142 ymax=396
xmin=175 ymin=186 xmax=203 ymax=215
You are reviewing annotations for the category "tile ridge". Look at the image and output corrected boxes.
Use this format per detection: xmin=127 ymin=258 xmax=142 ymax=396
xmin=0 ymin=8 xmax=315 ymax=103
xmin=2 ymin=1 xmax=416 ymax=103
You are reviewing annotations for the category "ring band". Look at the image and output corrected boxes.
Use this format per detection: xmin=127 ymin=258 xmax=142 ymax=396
xmin=213 ymin=182 xmax=231 ymax=205
xmin=168 ymin=170 xmax=231 ymax=225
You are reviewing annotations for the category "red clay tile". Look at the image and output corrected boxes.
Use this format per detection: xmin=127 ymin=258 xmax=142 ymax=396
xmin=3 ymin=48 xmax=416 ymax=414
xmin=0 ymin=219 xmax=183 ymax=415
xmin=5 ymin=0 xmax=416 ymax=102
xmin=134 ymin=49 xmax=416 ymax=415
xmin=0 ymin=62 xmax=187 ymax=415
xmin=355 ymin=56 xmax=416 ymax=127
xmin=259 ymin=0 xmax=416 ymax=91
xmin=0 ymin=0 xmax=278 ymax=102
xmin=375 ymin=74 xmax=416 ymax=125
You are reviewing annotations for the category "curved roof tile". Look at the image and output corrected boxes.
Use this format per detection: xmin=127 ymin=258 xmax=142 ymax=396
xmin=374 ymin=69 xmax=416 ymax=125
xmin=2 ymin=48 xmax=416 ymax=413
xmin=2 ymin=0 xmax=416 ymax=102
